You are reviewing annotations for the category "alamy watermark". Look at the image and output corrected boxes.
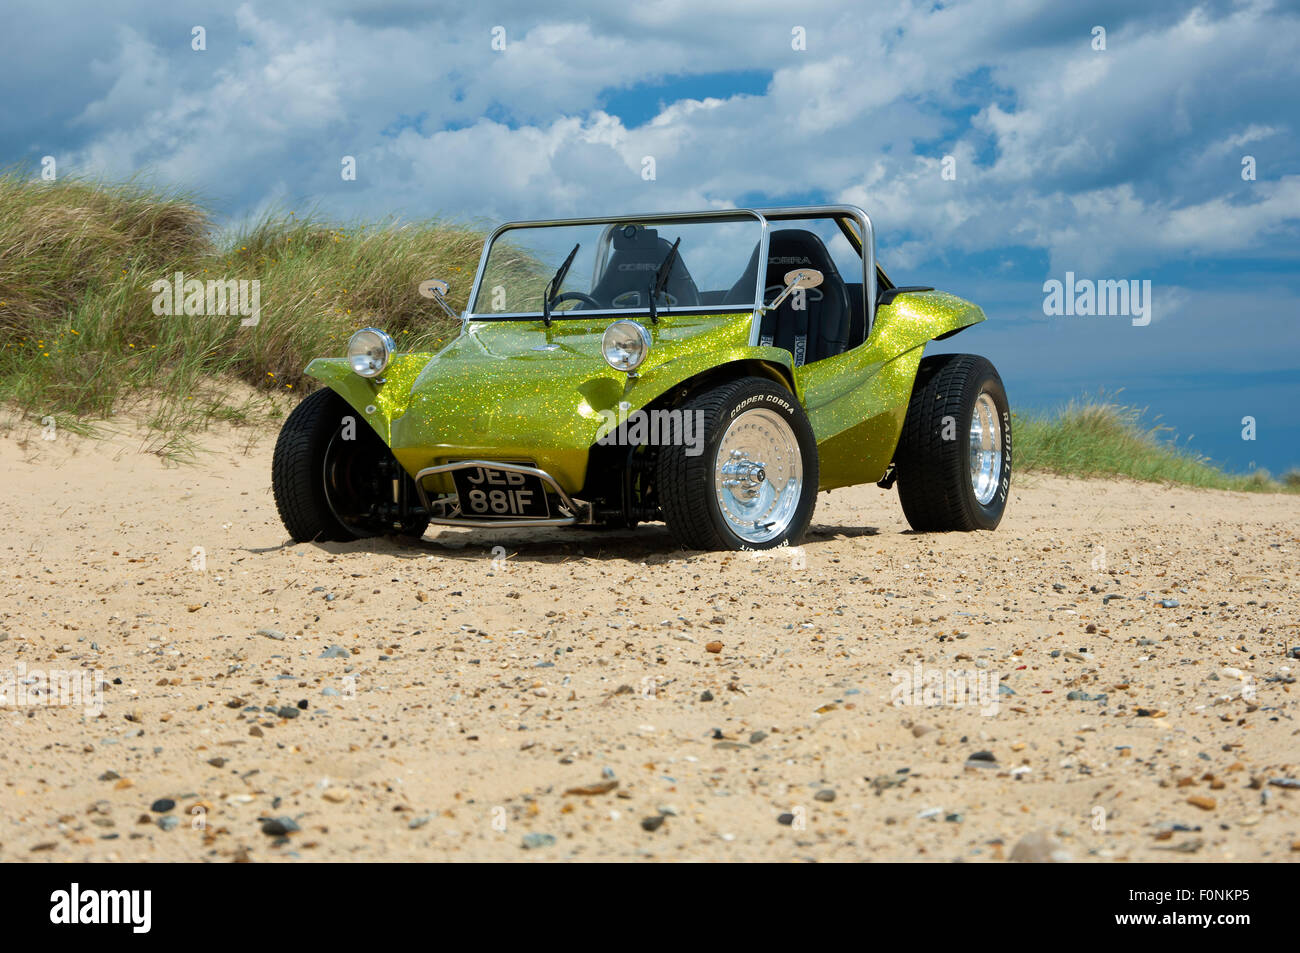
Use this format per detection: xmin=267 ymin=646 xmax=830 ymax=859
xmin=890 ymin=662 xmax=1001 ymax=716
xmin=595 ymin=407 xmax=704 ymax=456
xmin=151 ymin=272 xmax=261 ymax=326
xmin=1 ymin=663 xmax=104 ymax=716
xmin=1042 ymin=272 xmax=1151 ymax=326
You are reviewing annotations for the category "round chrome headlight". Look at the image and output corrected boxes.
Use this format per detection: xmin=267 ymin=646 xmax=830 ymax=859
xmin=601 ymin=320 xmax=651 ymax=373
xmin=346 ymin=328 xmax=395 ymax=378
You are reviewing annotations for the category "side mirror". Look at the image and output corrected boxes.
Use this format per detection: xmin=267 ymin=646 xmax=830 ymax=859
xmin=761 ymin=268 xmax=824 ymax=314
xmin=418 ymin=278 xmax=460 ymax=320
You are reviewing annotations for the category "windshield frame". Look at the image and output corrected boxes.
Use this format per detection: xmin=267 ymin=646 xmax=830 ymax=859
xmin=460 ymin=205 xmax=882 ymax=343
xmin=464 ymin=209 xmax=770 ymax=321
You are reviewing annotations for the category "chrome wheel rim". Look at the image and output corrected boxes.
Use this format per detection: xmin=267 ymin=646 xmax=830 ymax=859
xmin=969 ymin=392 xmax=1002 ymax=506
xmin=714 ymin=408 xmax=803 ymax=544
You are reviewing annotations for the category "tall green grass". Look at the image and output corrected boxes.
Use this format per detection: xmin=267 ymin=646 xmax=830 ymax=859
xmin=0 ymin=171 xmax=474 ymax=446
xmin=1014 ymin=400 xmax=1298 ymax=492
xmin=0 ymin=172 xmax=1295 ymax=489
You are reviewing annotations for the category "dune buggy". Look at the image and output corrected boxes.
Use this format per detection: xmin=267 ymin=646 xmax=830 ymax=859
xmin=272 ymin=205 xmax=1011 ymax=551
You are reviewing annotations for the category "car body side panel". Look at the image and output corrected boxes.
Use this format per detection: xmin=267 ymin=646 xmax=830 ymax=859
xmin=797 ymin=290 xmax=985 ymax=490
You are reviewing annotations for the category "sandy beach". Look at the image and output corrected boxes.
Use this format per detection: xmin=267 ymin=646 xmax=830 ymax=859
xmin=2 ymin=415 xmax=1297 ymax=862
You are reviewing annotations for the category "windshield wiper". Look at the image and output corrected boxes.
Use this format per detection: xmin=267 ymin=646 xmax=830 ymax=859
xmin=542 ymin=242 xmax=581 ymax=327
xmin=647 ymin=236 xmax=681 ymax=325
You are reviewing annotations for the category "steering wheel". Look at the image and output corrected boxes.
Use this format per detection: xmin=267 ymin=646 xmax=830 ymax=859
xmin=612 ymin=290 xmax=679 ymax=309
xmin=550 ymin=291 xmax=602 ymax=310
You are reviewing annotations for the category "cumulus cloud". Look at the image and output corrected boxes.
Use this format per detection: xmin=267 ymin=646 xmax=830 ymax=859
xmin=5 ymin=0 xmax=1297 ymax=274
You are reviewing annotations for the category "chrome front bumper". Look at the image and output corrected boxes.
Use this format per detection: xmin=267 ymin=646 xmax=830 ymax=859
xmin=413 ymin=460 xmax=591 ymax=528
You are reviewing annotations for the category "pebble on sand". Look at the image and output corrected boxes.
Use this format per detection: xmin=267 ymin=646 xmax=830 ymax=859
xmin=260 ymin=816 xmax=300 ymax=836
xmin=1009 ymin=830 xmax=1072 ymax=863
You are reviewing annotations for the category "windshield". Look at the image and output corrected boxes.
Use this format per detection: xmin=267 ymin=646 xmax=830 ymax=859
xmin=469 ymin=213 xmax=764 ymax=318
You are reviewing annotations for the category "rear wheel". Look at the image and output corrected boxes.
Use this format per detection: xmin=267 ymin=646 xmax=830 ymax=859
xmin=272 ymin=389 xmax=428 ymax=542
xmin=894 ymin=354 xmax=1011 ymax=532
xmin=657 ymin=377 xmax=817 ymax=550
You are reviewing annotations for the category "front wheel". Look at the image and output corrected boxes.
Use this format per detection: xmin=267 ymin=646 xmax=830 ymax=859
xmin=657 ymin=377 xmax=818 ymax=550
xmin=271 ymin=389 xmax=428 ymax=542
xmin=894 ymin=354 xmax=1012 ymax=532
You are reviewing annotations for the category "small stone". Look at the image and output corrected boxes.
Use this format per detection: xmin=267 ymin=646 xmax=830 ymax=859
xmin=564 ymin=780 xmax=618 ymax=796
xmin=871 ymin=774 xmax=905 ymax=793
xmin=257 ymin=628 xmax=286 ymax=641
xmin=705 ymin=641 xmax=723 ymax=654
xmin=640 ymin=815 xmax=665 ymax=832
xmin=319 ymin=645 xmax=349 ymax=659
xmin=1009 ymin=830 xmax=1072 ymax=863
xmin=814 ymin=789 xmax=836 ymax=802
xmin=260 ymin=816 xmax=299 ymax=836
xmin=911 ymin=723 xmax=935 ymax=738
xmin=1159 ymin=599 xmax=1180 ymax=608
xmin=207 ymin=757 xmax=226 ymax=768
xmin=322 ymin=788 xmax=349 ymax=803
xmin=521 ymin=832 xmax=555 ymax=849
xmin=150 ymin=798 xmax=175 ymax=813
xmin=277 ymin=706 xmax=300 ymax=719
xmin=1187 ymin=795 xmax=1217 ymax=811
xmin=749 ymin=731 xmax=768 ymax=744
xmin=408 ymin=815 xmax=431 ymax=829
xmin=1067 ymin=690 xmax=1107 ymax=702
xmin=699 ymin=690 xmax=714 ymax=702
xmin=157 ymin=816 xmax=179 ymax=832
xmin=777 ymin=812 xmax=796 ymax=826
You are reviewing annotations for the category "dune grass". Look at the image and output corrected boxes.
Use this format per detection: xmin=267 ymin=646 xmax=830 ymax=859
xmin=0 ymin=171 xmax=1295 ymax=488
xmin=1013 ymin=400 xmax=1298 ymax=492
xmin=0 ymin=171 xmax=472 ymax=448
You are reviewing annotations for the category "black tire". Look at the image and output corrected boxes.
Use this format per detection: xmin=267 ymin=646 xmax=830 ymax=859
xmin=657 ymin=377 xmax=818 ymax=551
xmin=894 ymin=353 xmax=1011 ymax=532
xmin=271 ymin=389 xmax=428 ymax=542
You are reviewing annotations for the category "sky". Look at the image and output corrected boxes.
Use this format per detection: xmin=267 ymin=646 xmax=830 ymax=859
xmin=4 ymin=0 xmax=1298 ymax=473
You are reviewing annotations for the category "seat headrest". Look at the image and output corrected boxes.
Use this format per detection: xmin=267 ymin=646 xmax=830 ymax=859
xmin=764 ymin=229 xmax=841 ymax=283
xmin=612 ymin=225 xmax=659 ymax=251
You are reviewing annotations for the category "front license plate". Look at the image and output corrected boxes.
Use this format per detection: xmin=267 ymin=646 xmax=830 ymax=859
xmin=452 ymin=466 xmax=551 ymax=519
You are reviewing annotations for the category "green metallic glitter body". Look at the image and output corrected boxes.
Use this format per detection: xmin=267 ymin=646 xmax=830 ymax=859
xmin=305 ymin=290 xmax=982 ymax=494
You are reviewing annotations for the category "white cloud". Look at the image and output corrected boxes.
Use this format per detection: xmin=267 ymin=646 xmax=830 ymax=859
xmin=31 ymin=0 xmax=1295 ymax=276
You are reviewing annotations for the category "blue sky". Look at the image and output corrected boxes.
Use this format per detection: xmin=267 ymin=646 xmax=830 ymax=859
xmin=4 ymin=0 xmax=1298 ymax=472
